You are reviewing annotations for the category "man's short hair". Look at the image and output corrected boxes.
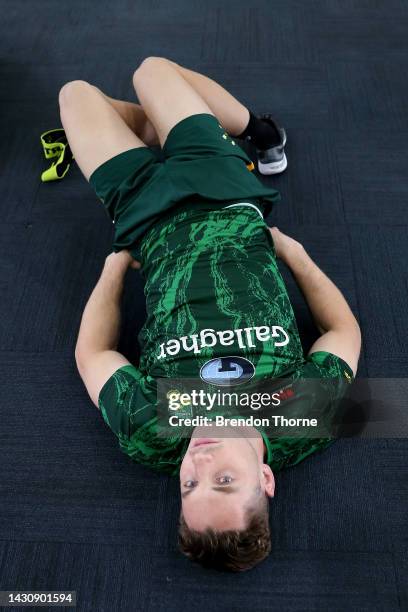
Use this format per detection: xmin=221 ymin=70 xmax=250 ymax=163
xmin=178 ymin=491 xmax=270 ymax=572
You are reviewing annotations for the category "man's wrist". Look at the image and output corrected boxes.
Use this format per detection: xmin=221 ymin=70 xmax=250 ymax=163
xmin=282 ymin=242 xmax=308 ymax=270
xmin=285 ymin=245 xmax=322 ymax=285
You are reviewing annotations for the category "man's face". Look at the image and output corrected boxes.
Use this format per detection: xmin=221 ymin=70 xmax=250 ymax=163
xmin=179 ymin=425 xmax=275 ymax=531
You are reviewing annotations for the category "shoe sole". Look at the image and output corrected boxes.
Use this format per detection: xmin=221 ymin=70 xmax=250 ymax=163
xmin=258 ymin=152 xmax=287 ymax=175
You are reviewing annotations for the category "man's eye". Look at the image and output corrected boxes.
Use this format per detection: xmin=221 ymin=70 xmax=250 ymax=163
xmin=183 ymin=480 xmax=197 ymax=488
xmin=216 ymin=475 xmax=234 ymax=484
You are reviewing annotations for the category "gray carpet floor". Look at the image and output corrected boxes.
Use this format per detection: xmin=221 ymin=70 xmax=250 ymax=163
xmin=0 ymin=1 xmax=407 ymax=610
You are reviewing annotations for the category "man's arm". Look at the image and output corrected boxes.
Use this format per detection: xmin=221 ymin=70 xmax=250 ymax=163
xmin=74 ymin=251 xmax=139 ymax=407
xmin=269 ymin=227 xmax=361 ymax=376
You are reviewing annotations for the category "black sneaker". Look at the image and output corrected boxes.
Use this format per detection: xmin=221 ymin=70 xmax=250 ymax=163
xmin=254 ymin=113 xmax=287 ymax=175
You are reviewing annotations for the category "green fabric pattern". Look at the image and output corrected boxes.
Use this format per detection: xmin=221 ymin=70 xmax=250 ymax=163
xmin=98 ymin=206 xmax=355 ymax=475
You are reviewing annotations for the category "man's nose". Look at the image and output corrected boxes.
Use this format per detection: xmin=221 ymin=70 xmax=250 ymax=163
xmin=192 ymin=451 xmax=214 ymax=465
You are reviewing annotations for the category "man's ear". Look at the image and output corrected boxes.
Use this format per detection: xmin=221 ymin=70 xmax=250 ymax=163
xmin=261 ymin=464 xmax=275 ymax=498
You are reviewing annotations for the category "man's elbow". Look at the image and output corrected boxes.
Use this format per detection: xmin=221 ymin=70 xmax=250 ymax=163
xmin=344 ymin=316 xmax=361 ymax=341
xmin=74 ymin=346 xmax=84 ymax=373
xmin=74 ymin=343 xmax=91 ymax=372
xmin=333 ymin=311 xmax=360 ymax=333
xmin=336 ymin=317 xmax=362 ymax=352
xmin=321 ymin=314 xmax=361 ymax=340
xmin=353 ymin=320 xmax=362 ymax=353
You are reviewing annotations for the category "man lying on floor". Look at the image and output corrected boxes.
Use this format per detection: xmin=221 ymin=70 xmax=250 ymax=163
xmin=66 ymin=56 xmax=361 ymax=572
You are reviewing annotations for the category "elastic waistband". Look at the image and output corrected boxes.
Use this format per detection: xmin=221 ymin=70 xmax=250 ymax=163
xmin=223 ymin=201 xmax=264 ymax=219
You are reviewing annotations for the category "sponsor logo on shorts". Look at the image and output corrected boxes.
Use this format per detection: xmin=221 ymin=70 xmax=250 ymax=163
xmin=200 ymin=356 xmax=255 ymax=387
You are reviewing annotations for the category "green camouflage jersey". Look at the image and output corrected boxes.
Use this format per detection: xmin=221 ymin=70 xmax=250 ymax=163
xmin=137 ymin=204 xmax=303 ymax=379
xmin=98 ymin=204 xmax=354 ymax=475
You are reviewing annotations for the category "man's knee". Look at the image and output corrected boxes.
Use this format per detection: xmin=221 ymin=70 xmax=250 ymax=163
xmin=133 ymin=56 xmax=169 ymax=82
xmin=59 ymin=80 xmax=96 ymax=107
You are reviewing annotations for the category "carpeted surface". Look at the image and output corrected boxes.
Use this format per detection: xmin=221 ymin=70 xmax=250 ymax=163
xmin=0 ymin=1 xmax=407 ymax=610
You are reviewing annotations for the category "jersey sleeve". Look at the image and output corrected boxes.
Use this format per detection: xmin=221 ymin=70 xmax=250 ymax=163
xmin=295 ymin=350 xmax=355 ymax=438
xmin=264 ymin=351 xmax=355 ymax=472
xmin=307 ymin=350 xmax=355 ymax=378
xmin=303 ymin=350 xmax=355 ymax=390
xmin=97 ymin=364 xmax=144 ymax=443
xmin=295 ymin=350 xmax=355 ymax=423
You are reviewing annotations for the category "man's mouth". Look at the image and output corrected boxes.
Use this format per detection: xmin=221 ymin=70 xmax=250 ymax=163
xmin=192 ymin=438 xmax=220 ymax=447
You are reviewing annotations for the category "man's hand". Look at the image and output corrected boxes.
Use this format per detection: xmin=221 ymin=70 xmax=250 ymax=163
xmin=105 ymin=250 xmax=141 ymax=271
xmin=268 ymin=226 xmax=304 ymax=263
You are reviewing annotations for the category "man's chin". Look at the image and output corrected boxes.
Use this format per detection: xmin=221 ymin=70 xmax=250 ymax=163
xmin=191 ymin=423 xmax=216 ymax=437
xmin=191 ymin=423 xmax=241 ymax=440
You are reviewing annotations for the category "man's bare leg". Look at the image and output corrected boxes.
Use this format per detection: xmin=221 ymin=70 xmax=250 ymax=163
xmin=58 ymin=56 xmax=253 ymax=182
xmin=164 ymin=58 xmax=250 ymax=137
xmin=59 ymin=80 xmax=151 ymax=182
xmin=97 ymin=58 xmax=250 ymax=146
xmin=97 ymin=91 xmax=160 ymax=147
xmin=132 ymin=57 xmax=252 ymax=150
